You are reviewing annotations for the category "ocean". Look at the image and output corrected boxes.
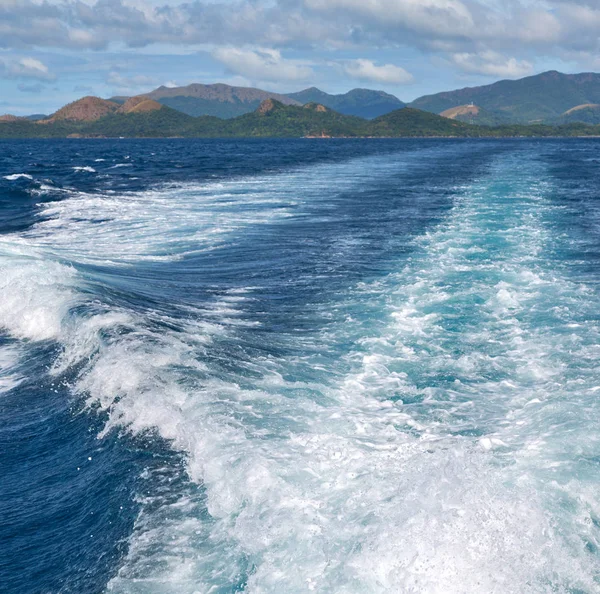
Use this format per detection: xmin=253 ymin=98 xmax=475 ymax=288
xmin=1 ymin=138 xmax=600 ymax=593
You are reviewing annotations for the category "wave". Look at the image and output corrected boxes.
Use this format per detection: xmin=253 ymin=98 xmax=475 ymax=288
xmin=3 ymin=173 xmax=33 ymax=181
xmin=0 ymin=243 xmax=80 ymax=341
xmin=0 ymin=345 xmax=24 ymax=394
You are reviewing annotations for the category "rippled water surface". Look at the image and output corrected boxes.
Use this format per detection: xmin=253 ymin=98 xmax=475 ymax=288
xmin=1 ymin=138 xmax=600 ymax=593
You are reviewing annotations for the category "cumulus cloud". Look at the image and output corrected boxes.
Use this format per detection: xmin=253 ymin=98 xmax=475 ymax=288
xmin=0 ymin=0 xmax=590 ymax=56
xmin=514 ymin=9 xmax=561 ymax=44
xmin=213 ymin=47 xmax=313 ymax=82
xmin=107 ymin=72 xmax=158 ymax=89
xmin=0 ymin=57 xmax=55 ymax=80
xmin=2 ymin=0 xmax=600 ymax=91
xmin=306 ymin=0 xmax=475 ymax=37
xmin=15 ymin=57 xmax=53 ymax=78
xmin=0 ymin=0 xmax=332 ymax=51
xmin=344 ymin=59 xmax=414 ymax=84
xmin=451 ymin=51 xmax=534 ymax=78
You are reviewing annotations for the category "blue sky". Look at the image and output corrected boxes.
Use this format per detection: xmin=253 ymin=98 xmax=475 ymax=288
xmin=0 ymin=0 xmax=597 ymax=115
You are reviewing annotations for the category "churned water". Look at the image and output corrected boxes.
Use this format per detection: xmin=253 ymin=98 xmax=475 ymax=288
xmin=1 ymin=138 xmax=600 ymax=593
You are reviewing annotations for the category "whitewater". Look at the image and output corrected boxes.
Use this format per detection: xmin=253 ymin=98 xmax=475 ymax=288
xmin=1 ymin=139 xmax=599 ymax=593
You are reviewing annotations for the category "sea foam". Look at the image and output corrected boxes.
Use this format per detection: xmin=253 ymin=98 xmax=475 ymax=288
xmin=3 ymin=173 xmax=33 ymax=181
xmin=2 ymin=148 xmax=599 ymax=593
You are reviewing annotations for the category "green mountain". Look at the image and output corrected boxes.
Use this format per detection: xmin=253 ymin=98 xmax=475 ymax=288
xmin=0 ymin=104 xmax=201 ymax=138
xmin=0 ymin=100 xmax=364 ymax=138
xmin=3 ymin=98 xmax=600 ymax=139
xmin=207 ymin=100 xmax=370 ymax=137
xmin=369 ymin=108 xmax=478 ymax=137
xmin=285 ymin=87 xmax=405 ymax=119
xmin=83 ymin=106 xmax=204 ymax=137
xmin=552 ymin=104 xmax=600 ymax=125
xmin=410 ymin=71 xmax=600 ymax=124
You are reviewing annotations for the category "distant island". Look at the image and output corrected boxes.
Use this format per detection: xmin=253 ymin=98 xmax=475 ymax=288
xmin=2 ymin=96 xmax=600 ymax=139
xmin=6 ymin=70 xmax=600 ymax=138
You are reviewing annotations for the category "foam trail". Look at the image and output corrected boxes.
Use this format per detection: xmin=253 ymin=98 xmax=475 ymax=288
xmin=105 ymin=153 xmax=598 ymax=592
xmin=1 ymin=148 xmax=598 ymax=593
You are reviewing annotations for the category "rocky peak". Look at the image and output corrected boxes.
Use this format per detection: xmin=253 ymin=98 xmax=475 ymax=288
xmin=256 ymin=98 xmax=282 ymax=114
xmin=303 ymin=102 xmax=329 ymax=112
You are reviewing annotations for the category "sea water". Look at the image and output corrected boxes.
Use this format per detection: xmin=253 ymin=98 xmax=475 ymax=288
xmin=1 ymin=138 xmax=600 ymax=593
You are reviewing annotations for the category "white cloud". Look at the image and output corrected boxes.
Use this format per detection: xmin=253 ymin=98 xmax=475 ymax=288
xmin=515 ymin=9 xmax=561 ymax=43
xmin=0 ymin=57 xmax=55 ymax=80
xmin=213 ymin=47 xmax=313 ymax=82
xmin=0 ymin=0 xmax=593 ymax=60
xmin=344 ymin=59 xmax=414 ymax=84
xmin=305 ymin=0 xmax=475 ymax=36
xmin=107 ymin=71 xmax=158 ymax=89
xmin=68 ymin=28 xmax=97 ymax=46
xmin=556 ymin=3 xmax=600 ymax=29
xmin=451 ymin=51 xmax=534 ymax=78
xmin=3 ymin=0 xmax=600 ymax=98
xmin=17 ymin=57 xmax=51 ymax=77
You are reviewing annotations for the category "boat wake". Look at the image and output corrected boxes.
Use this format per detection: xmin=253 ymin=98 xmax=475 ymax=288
xmin=1 ymin=146 xmax=599 ymax=593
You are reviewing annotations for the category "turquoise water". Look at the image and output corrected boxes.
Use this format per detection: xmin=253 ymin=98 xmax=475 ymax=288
xmin=1 ymin=139 xmax=599 ymax=592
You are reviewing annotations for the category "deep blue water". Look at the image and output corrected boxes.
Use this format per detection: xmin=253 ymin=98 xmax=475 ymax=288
xmin=1 ymin=138 xmax=600 ymax=593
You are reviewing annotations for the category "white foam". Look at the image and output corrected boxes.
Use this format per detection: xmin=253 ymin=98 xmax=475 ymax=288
xmin=24 ymin=150 xmax=434 ymax=266
xmin=106 ymin=152 xmax=599 ymax=592
xmin=0 ymin=346 xmax=23 ymax=394
xmin=3 ymin=173 xmax=32 ymax=181
xmin=0 ymin=242 xmax=80 ymax=341
xmin=3 ymin=147 xmax=598 ymax=592
xmin=72 ymin=166 xmax=96 ymax=173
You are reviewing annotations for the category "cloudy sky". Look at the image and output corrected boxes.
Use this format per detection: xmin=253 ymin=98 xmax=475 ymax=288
xmin=1 ymin=0 xmax=599 ymax=114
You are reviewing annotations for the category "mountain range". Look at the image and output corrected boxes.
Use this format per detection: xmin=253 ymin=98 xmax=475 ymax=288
xmin=6 ymin=70 xmax=600 ymax=134
xmin=104 ymin=71 xmax=600 ymax=125
xmin=108 ymin=83 xmax=406 ymax=120
xmin=2 ymin=94 xmax=600 ymax=139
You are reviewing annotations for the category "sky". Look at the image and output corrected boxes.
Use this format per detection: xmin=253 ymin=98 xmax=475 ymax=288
xmin=1 ymin=0 xmax=599 ymax=115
